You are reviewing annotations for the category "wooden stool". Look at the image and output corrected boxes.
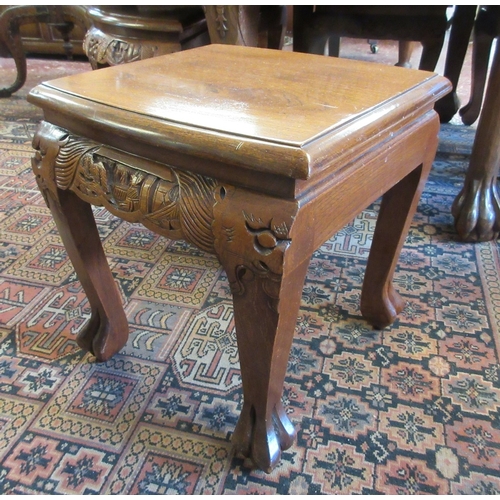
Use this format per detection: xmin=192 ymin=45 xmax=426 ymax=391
xmin=28 ymin=45 xmax=450 ymax=472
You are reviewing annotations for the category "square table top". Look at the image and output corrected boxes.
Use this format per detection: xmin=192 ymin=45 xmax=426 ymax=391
xmin=29 ymin=45 xmax=451 ymax=180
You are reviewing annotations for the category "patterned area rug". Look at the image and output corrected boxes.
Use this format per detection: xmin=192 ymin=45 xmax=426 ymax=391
xmin=0 ymin=56 xmax=499 ymax=495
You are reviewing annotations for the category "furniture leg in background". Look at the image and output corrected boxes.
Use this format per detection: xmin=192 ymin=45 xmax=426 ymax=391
xmin=452 ymin=35 xmax=500 ymax=241
xmin=204 ymin=5 xmax=286 ymax=49
xmin=459 ymin=6 xmax=500 ymax=126
xmin=434 ymin=5 xmax=477 ymax=123
xmin=0 ymin=5 xmax=88 ymax=97
xmin=292 ymin=6 xmax=476 ymax=123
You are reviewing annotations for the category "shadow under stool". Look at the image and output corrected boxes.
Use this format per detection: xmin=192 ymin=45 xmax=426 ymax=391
xmin=28 ymin=45 xmax=451 ymax=472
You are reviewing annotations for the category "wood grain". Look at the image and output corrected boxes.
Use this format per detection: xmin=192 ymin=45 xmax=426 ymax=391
xmin=29 ymin=45 xmax=451 ymax=472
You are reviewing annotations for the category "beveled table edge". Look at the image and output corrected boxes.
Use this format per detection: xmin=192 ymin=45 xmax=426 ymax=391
xmin=28 ymin=72 xmax=450 ymax=183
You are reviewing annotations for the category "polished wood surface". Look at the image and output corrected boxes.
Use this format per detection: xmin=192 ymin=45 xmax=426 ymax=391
xmin=29 ymin=45 xmax=451 ymax=472
xmin=31 ymin=45 xmax=446 ymax=178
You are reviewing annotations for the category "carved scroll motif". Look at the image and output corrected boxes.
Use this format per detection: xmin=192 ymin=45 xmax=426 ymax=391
xmin=83 ymin=28 xmax=159 ymax=68
xmin=236 ymin=213 xmax=291 ymax=310
xmin=214 ymin=6 xmax=229 ymax=38
xmin=32 ymin=122 xmax=219 ymax=254
xmin=31 ymin=122 xmax=297 ymax=304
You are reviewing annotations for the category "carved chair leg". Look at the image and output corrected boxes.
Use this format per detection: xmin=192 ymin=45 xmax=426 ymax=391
xmin=434 ymin=5 xmax=476 ymax=123
xmin=418 ymin=35 xmax=445 ymax=71
xmin=459 ymin=31 xmax=494 ymax=126
xmin=0 ymin=6 xmax=88 ymax=97
xmin=361 ymin=138 xmax=436 ymax=328
xmin=42 ymin=188 xmax=129 ymax=361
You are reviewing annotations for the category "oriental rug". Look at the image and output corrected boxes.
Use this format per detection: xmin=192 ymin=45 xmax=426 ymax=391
xmin=0 ymin=56 xmax=499 ymax=494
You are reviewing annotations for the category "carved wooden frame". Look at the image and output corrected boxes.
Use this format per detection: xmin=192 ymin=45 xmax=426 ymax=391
xmin=32 ymin=120 xmax=305 ymax=471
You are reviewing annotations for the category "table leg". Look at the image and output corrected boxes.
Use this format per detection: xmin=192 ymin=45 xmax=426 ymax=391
xmin=361 ymin=125 xmax=438 ymax=328
xmin=213 ymin=187 xmax=311 ymax=472
xmin=434 ymin=5 xmax=476 ymax=123
xmin=0 ymin=6 xmax=87 ymax=97
xmin=32 ymin=124 xmax=129 ymax=361
xmin=452 ymin=39 xmax=500 ymax=242
xmin=459 ymin=7 xmax=494 ymax=126
xmin=396 ymin=41 xmax=415 ymax=68
xmin=0 ymin=5 xmax=29 ymax=97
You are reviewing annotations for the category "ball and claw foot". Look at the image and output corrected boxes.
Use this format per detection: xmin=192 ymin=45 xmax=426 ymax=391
xmin=452 ymin=178 xmax=500 ymax=242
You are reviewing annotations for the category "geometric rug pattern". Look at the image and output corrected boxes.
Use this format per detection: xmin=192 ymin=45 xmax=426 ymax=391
xmin=0 ymin=56 xmax=499 ymax=494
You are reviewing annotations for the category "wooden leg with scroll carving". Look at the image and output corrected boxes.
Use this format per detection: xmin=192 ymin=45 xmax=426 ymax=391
xmin=0 ymin=5 xmax=87 ymax=97
xmin=213 ymin=187 xmax=310 ymax=472
xmin=0 ymin=5 xmax=29 ymax=98
xmin=361 ymin=128 xmax=438 ymax=329
xmin=42 ymin=189 xmax=129 ymax=361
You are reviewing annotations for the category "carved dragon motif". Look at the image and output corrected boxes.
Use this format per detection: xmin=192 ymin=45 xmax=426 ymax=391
xmin=31 ymin=122 xmax=297 ymax=305
xmin=213 ymin=187 xmax=297 ymax=311
xmin=32 ymin=122 xmax=219 ymax=253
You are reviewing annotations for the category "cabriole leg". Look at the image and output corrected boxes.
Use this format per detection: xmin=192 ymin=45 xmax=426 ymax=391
xmin=361 ymin=125 xmax=438 ymax=328
xmin=32 ymin=123 xmax=128 ymax=361
xmin=213 ymin=187 xmax=310 ymax=472
xmin=43 ymin=189 xmax=129 ymax=361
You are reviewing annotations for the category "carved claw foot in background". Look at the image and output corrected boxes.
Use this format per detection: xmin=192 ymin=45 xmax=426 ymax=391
xmin=453 ymin=30 xmax=500 ymax=242
xmin=452 ymin=178 xmax=500 ymax=242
